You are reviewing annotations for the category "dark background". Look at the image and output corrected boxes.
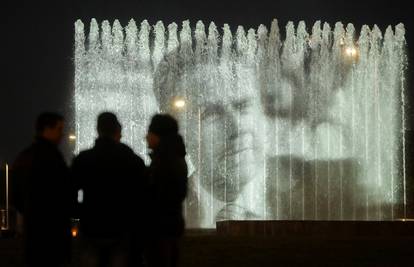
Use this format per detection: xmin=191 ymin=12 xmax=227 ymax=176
xmin=0 ymin=0 xmax=414 ymax=164
xmin=0 ymin=0 xmax=413 ymax=216
xmin=1 ymin=0 xmax=412 ymax=161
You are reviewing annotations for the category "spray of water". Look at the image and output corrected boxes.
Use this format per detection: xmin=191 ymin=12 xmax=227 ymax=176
xmin=74 ymin=19 xmax=407 ymax=228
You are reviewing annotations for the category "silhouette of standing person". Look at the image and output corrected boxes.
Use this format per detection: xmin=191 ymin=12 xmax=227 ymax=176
xmin=145 ymin=114 xmax=188 ymax=267
xmin=71 ymin=112 xmax=147 ymax=267
xmin=11 ymin=112 xmax=72 ymax=267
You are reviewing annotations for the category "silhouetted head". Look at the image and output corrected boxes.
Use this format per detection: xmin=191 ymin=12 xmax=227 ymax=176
xmin=147 ymin=114 xmax=185 ymax=157
xmin=147 ymin=114 xmax=178 ymax=149
xmin=35 ymin=112 xmax=64 ymax=145
xmin=97 ymin=112 xmax=122 ymax=142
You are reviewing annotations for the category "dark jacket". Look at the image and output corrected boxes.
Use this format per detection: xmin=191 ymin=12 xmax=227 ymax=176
xmin=148 ymin=135 xmax=188 ymax=237
xmin=71 ymin=137 xmax=146 ymax=238
xmin=12 ymin=137 xmax=72 ymax=264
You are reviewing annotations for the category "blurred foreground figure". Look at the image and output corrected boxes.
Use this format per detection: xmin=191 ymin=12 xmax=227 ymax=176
xmin=12 ymin=112 xmax=72 ymax=266
xmin=71 ymin=112 xmax=147 ymax=267
xmin=145 ymin=114 xmax=188 ymax=267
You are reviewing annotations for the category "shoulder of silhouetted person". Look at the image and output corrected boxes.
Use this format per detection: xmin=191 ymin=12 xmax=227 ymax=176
xmin=118 ymin=142 xmax=148 ymax=187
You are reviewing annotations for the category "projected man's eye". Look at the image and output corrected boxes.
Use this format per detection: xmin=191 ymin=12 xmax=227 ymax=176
xmin=232 ymin=99 xmax=251 ymax=114
xmin=201 ymin=104 xmax=225 ymax=119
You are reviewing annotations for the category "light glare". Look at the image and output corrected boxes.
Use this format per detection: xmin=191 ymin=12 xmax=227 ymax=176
xmin=345 ymin=47 xmax=357 ymax=57
xmin=174 ymin=99 xmax=186 ymax=109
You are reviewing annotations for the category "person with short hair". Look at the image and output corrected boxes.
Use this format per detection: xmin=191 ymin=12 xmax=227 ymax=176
xmin=71 ymin=112 xmax=147 ymax=267
xmin=12 ymin=112 xmax=72 ymax=266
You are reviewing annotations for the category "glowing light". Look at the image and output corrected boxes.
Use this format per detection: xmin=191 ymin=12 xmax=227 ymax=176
xmin=69 ymin=134 xmax=77 ymax=141
xmin=173 ymin=98 xmax=186 ymax=109
xmin=71 ymin=228 xmax=78 ymax=238
xmin=6 ymin=164 xmax=8 ymax=213
xmin=2 ymin=164 xmax=9 ymax=230
xmin=345 ymin=47 xmax=357 ymax=57
xmin=77 ymin=189 xmax=84 ymax=203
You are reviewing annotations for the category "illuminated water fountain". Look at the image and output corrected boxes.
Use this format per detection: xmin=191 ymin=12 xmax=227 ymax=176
xmin=74 ymin=19 xmax=407 ymax=228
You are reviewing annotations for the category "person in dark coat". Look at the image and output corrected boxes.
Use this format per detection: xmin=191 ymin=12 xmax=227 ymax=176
xmin=71 ymin=112 xmax=147 ymax=267
xmin=11 ymin=112 xmax=72 ymax=267
xmin=145 ymin=114 xmax=188 ymax=267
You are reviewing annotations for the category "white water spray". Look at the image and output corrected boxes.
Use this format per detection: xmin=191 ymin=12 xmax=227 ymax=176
xmin=74 ymin=19 xmax=407 ymax=228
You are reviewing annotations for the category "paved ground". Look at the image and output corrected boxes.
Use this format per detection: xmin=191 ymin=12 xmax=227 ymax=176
xmin=181 ymin=233 xmax=414 ymax=267
xmin=1 ymin=231 xmax=413 ymax=266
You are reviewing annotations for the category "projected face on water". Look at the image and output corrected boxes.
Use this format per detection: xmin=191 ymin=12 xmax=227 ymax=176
xmin=156 ymin=53 xmax=267 ymax=224
xmin=198 ymin=85 xmax=266 ymax=220
xmin=75 ymin=19 xmax=407 ymax=227
xmin=154 ymin=28 xmax=360 ymax=225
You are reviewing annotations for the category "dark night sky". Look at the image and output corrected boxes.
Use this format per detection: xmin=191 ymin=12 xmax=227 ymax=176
xmin=1 ymin=0 xmax=413 ymax=164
